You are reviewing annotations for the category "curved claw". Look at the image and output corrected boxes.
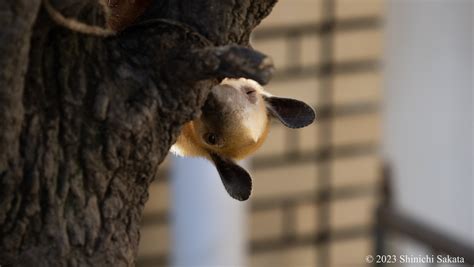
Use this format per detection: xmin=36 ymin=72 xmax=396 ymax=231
xmin=163 ymin=44 xmax=274 ymax=84
xmin=213 ymin=45 xmax=275 ymax=85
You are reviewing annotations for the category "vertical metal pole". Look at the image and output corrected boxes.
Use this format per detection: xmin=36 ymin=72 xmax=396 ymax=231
xmin=374 ymin=165 xmax=392 ymax=267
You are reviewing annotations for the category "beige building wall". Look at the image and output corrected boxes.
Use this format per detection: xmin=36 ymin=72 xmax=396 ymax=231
xmin=249 ymin=1 xmax=382 ymax=266
xmin=137 ymin=0 xmax=383 ymax=266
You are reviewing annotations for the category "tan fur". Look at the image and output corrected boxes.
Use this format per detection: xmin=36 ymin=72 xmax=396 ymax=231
xmin=172 ymin=118 xmax=270 ymax=160
xmin=216 ymin=118 xmax=270 ymax=160
xmin=171 ymin=78 xmax=272 ymax=161
xmin=172 ymin=122 xmax=207 ymax=158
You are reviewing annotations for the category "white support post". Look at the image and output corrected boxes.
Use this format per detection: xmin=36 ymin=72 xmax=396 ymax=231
xmin=171 ymin=155 xmax=247 ymax=267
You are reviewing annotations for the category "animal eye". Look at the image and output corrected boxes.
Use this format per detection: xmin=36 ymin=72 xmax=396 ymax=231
xmin=243 ymin=86 xmax=256 ymax=95
xmin=242 ymin=86 xmax=258 ymax=103
xmin=204 ymin=133 xmax=218 ymax=145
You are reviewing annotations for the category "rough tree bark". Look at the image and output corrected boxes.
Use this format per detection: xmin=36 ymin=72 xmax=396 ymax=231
xmin=0 ymin=0 xmax=277 ymax=266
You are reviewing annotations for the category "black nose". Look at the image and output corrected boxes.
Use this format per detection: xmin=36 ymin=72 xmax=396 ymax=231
xmin=201 ymin=85 xmax=233 ymax=123
xmin=204 ymin=84 xmax=240 ymax=110
xmin=203 ymin=89 xmax=221 ymax=112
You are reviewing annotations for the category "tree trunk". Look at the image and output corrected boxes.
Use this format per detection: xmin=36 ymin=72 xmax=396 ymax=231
xmin=0 ymin=0 xmax=276 ymax=266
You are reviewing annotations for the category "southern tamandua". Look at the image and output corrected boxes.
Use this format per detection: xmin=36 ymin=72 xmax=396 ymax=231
xmin=171 ymin=78 xmax=316 ymax=201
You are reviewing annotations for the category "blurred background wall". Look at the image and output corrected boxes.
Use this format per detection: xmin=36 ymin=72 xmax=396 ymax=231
xmin=385 ymin=0 xmax=473 ymax=242
xmin=384 ymin=0 xmax=473 ymax=265
xmin=135 ymin=0 xmax=473 ymax=266
xmin=246 ymin=0 xmax=381 ymax=266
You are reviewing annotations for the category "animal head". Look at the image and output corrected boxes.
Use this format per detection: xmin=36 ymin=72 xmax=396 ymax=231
xmin=172 ymin=78 xmax=315 ymax=201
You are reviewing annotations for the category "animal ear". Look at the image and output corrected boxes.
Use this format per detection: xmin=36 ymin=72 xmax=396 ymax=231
xmin=210 ymin=154 xmax=252 ymax=201
xmin=264 ymin=96 xmax=316 ymax=128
